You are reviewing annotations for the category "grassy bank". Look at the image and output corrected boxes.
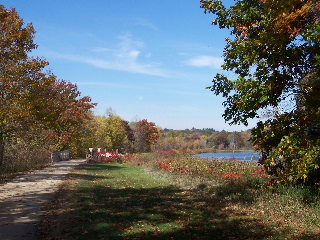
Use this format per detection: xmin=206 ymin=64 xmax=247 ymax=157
xmin=37 ymin=154 xmax=320 ymax=239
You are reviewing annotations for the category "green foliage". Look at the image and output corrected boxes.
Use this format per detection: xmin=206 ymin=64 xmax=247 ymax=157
xmin=98 ymin=115 xmax=127 ymax=151
xmin=201 ymin=0 xmax=320 ymax=183
xmin=68 ymin=112 xmax=98 ymax=157
xmin=94 ymin=114 xmax=134 ymax=153
xmin=253 ymin=122 xmax=320 ymax=184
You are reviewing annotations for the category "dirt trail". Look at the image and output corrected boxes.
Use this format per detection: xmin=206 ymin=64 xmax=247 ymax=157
xmin=0 ymin=159 xmax=86 ymax=240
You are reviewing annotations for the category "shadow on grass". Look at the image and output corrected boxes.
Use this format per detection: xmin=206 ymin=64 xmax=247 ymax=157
xmin=78 ymin=186 xmax=276 ymax=239
xmin=40 ymin=186 xmax=276 ymax=239
xmin=37 ymin=164 xmax=320 ymax=240
xmin=84 ymin=163 xmax=126 ymax=171
xmin=65 ymin=163 xmax=125 ymax=182
xmin=210 ymin=180 xmax=260 ymax=205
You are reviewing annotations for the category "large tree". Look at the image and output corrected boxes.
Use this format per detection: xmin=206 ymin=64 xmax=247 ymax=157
xmin=201 ymin=0 xmax=320 ymax=183
xmin=0 ymin=5 xmax=95 ymax=166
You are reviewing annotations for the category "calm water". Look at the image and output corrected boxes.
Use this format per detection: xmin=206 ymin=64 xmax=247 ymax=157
xmin=197 ymin=151 xmax=260 ymax=161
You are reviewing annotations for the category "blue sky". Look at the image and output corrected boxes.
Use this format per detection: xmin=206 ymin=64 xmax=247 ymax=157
xmin=3 ymin=0 xmax=257 ymax=131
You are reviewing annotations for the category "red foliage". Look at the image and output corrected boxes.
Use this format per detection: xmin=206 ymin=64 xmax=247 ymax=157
xmin=223 ymin=172 xmax=244 ymax=180
xmin=136 ymin=119 xmax=160 ymax=146
xmin=249 ymin=166 xmax=267 ymax=178
xmin=156 ymin=159 xmax=173 ymax=170
xmin=124 ymin=153 xmax=133 ymax=162
xmin=156 ymin=150 xmax=178 ymax=158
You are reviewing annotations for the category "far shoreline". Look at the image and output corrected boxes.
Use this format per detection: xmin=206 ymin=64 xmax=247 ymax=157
xmin=193 ymin=148 xmax=256 ymax=154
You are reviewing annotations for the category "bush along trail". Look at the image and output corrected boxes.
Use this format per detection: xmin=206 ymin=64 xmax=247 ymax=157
xmin=37 ymin=152 xmax=320 ymax=240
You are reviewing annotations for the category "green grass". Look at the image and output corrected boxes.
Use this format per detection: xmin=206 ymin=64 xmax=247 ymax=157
xmin=37 ymin=162 xmax=320 ymax=240
xmin=74 ymin=164 xmax=184 ymax=239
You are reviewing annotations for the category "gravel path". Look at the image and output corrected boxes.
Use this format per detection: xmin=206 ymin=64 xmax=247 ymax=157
xmin=0 ymin=159 xmax=86 ymax=240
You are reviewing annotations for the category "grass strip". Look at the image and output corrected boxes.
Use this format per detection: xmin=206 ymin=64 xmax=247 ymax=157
xmin=37 ymin=163 xmax=320 ymax=240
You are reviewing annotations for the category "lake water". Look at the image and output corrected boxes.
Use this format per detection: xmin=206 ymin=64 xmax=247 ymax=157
xmin=197 ymin=151 xmax=260 ymax=161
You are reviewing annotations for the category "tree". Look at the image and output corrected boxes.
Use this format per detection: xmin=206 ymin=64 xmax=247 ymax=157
xmin=0 ymin=5 xmax=96 ymax=166
xmin=95 ymin=114 xmax=132 ymax=152
xmin=69 ymin=111 xmax=99 ymax=157
xmin=213 ymin=133 xmax=229 ymax=149
xmin=0 ymin=5 xmax=39 ymax=165
xmin=104 ymin=115 xmax=127 ymax=152
xmin=28 ymin=79 xmax=96 ymax=150
xmin=122 ymin=120 xmax=135 ymax=152
xmin=201 ymin=0 xmax=320 ymax=183
xmin=133 ymin=119 xmax=160 ymax=152
xmin=228 ymin=132 xmax=244 ymax=150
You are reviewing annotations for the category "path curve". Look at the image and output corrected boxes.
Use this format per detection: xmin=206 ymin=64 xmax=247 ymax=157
xmin=0 ymin=159 xmax=86 ymax=240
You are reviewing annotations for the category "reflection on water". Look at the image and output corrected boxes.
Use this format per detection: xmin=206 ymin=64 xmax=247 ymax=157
xmin=197 ymin=151 xmax=261 ymax=161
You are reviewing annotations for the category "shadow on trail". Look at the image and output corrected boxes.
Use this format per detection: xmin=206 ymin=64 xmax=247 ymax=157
xmin=0 ymin=160 xmax=85 ymax=240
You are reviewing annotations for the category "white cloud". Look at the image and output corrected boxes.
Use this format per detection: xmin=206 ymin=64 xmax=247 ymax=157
xmin=184 ymin=55 xmax=223 ymax=69
xmin=50 ymin=34 xmax=168 ymax=77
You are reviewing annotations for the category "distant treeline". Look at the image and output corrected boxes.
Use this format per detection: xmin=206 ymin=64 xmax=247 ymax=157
xmin=155 ymin=128 xmax=253 ymax=152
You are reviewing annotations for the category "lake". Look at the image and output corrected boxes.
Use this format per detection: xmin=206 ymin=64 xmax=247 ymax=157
xmin=197 ymin=151 xmax=260 ymax=161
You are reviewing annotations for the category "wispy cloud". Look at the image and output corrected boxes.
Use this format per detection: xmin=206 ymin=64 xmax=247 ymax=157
xmin=50 ymin=34 xmax=168 ymax=77
xmin=75 ymin=81 xmax=148 ymax=91
xmin=184 ymin=55 xmax=223 ymax=69
xmin=134 ymin=17 xmax=158 ymax=30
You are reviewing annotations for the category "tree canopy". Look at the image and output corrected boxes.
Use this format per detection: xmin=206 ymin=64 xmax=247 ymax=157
xmin=95 ymin=114 xmax=132 ymax=152
xmin=0 ymin=5 xmax=96 ymax=167
xmin=201 ymin=0 xmax=320 ymax=183
xmin=133 ymin=119 xmax=160 ymax=152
